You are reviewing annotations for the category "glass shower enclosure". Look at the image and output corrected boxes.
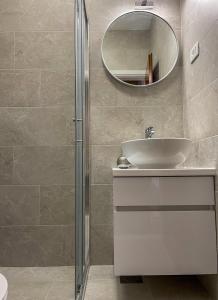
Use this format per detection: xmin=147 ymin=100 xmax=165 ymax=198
xmin=75 ymin=0 xmax=90 ymax=299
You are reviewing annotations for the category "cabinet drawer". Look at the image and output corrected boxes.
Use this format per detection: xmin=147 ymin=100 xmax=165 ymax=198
xmin=114 ymin=211 xmax=217 ymax=276
xmin=113 ymin=177 xmax=214 ymax=206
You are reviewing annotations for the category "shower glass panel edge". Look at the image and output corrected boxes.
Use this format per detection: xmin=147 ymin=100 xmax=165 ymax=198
xmin=75 ymin=0 xmax=90 ymax=299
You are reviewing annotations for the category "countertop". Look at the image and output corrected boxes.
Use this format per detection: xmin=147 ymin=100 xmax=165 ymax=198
xmin=112 ymin=167 xmax=216 ymax=177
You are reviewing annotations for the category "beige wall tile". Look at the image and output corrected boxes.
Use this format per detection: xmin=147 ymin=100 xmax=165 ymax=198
xmin=91 ymin=225 xmax=113 ymax=265
xmin=184 ymin=79 xmax=218 ymax=140
xmin=91 ymin=105 xmax=182 ymax=145
xmin=0 ymin=71 xmax=40 ymax=107
xmin=40 ymin=71 xmax=75 ymax=106
xmin=91 ymin=146 xmax=120 ymax=184
xmin=15 ymin=32 xmax=74 ymax=70
xmin=0 ymin=107 xmax=73 ymax=146
xmin=40 ymin=185 xmax=75 ymax=225
xmin=13 ymin=146 xmax=74 ymax=185
xmin=0 ymin=186 xmax=40 ymax=226
xmin=0 ymin=225 xmax=74 ymax=266
xmin=182 ymin=0 xmax=218 ymax=153
xmin=0 ymin=0 xmax=74 ymax=32
xmin=91 ymin=185 xmax=113 ymax=226
xmin=0 ymin=33 xmax=14 ymax=69
xmin=0 ymin=147 xmax=13 ymax=185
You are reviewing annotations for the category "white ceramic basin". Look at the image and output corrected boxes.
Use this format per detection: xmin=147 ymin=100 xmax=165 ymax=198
xmin=122 ymin=138 xmax=192 ymax=169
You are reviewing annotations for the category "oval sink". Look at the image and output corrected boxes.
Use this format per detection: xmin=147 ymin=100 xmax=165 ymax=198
xmin=122 ymin=138 xmax=192 ymax=169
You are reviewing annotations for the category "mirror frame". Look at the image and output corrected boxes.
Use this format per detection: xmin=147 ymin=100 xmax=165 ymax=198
xmin=101 ymin=10 xmax=179 ymax=88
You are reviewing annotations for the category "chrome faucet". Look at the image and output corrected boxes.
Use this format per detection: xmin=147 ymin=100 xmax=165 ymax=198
xmin=145 ymin=126 xmax=155 ymax=139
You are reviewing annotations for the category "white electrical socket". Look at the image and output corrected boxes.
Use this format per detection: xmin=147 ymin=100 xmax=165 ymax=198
xmin=190 ymin=42 xmax=200 ymax=64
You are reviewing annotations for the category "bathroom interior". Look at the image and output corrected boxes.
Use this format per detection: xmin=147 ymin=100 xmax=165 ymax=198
xmin=0 ymin=0 xmax=217 ymax=299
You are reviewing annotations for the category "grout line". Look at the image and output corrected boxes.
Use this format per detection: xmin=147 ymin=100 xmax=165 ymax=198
xmin=0 ymin=30 xmax=75 ymax=33
xmin=0 ymin=68 xmax=75 ymax=71
xmin=0 ymin=105 xmax=74 ymax=108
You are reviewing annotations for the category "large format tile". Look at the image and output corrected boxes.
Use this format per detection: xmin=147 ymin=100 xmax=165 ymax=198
xmin=91 ymin=107 xmax=144 ymax=145
xmin=0 ymin=107 xmax=73 ymax=146
xmin=0 ymin=266 xmax=74 ymax=283
xmin=0 ymin=33 xmax=14 ymax=69
xmin=0 ymin=0 xmax=74 ymax=32
xmin=0 ymin=147 xmax=13 ymax=185
xmin=85 ymin=266 xmax=211 ymax=300
xmin=15 ymin=32 xmax=74 ymax=70
xmin=0 ymin=185 xmax=39 ymax=225
xmin=91 ymin=225 xmax=113 ymax=265
xmin=184 ymin=79 xmax=218 ymax=140
xmin=41 ymin=71 xmax=75 ymax=106
xmin=46 ymin=281 xmax=74 ymax=300
xmin=91 ymin=145 xmax=120 ymax=184
xmin=0 ymin=71 xmax=40 ymax=107
xmin=85 ymin=278 xmax=153 ymax=300
xmin=90 ymin=67 xmax=133 ymax=107
xmin=0 ymin=266 xmax=75 ymax=300
xmin=91 ymin=184 xmax=113 ymax=226
xmin=13 ymin=146 xmax=74 ymax=185
xmin=91 ymin=105 xmax=183 ymax=145
xmin=88 ymin=265 xmax=114 ymax=281
xmin=8 ymin=281 xmax=51 ymax=300
xmin=183 ymin=21 xmax=218 ymax=101
xmin=40 ymin=185 xmax=75 ymax=225
xmin=0 ymin=225 xmax=74 ymax=266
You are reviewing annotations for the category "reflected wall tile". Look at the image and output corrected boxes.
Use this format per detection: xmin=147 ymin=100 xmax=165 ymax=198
xmin=0 ymin=186 xmax=40 ymax=226
xmin=0 ymin=33 xmax=14 ymax=69
xmin=0 ymin=71 xmax=40 ymax=107
xmin=91 ymin=225 xmax=113 ymax=265
xmin=40 ymin=185 xmax=75 ymax=225
xmin=40 ymin=71 xmax=75 ymax=106
xmin=91 ymin=185 xmax=113 ymax=226
xmin=13 ymin=146 xmax=74 ymax=185
xmin=0 ymin=225 xmax=74 ymax=266
xmin=0 ymin=107 xmax=73 ymax=146
xmin=15 ymin=32 xmax=74 ymax=70
xmin=0 ymin=148 xmax=13 ymax=185
xmin=91 ymin=146 xmax=120 ymax=184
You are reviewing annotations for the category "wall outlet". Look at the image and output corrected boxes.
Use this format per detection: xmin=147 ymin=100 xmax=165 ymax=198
xmin=190 ymin=42 xmax=200 ymax=64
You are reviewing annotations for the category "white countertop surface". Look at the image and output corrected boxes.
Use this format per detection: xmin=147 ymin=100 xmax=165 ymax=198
xmin=112 ymin=167 xmax=216 ymax=177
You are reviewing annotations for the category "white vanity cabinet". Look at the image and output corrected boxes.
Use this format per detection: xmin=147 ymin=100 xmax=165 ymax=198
xmin=112 ymin=168 xmax=217 ymax=276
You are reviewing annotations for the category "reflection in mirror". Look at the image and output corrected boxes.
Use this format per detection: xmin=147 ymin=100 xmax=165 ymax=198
xmin=102 ymin=11 xmax=179 ymax=87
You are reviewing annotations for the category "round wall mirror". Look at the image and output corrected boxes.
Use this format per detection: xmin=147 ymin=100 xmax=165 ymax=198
xmin=101 ymin=11 xmax=179 ymax=87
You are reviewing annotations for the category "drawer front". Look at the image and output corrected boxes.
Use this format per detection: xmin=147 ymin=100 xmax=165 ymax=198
xmin=114 ymin=211 xmax=217 ymax=276
xmin=113 ymin=177 xmax=214 ymax=206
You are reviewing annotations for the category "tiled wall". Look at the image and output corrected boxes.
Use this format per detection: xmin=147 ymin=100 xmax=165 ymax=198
xmin=0 ymin=0 xmax=75 ymax=266
xmin=181 ymin=0 xmax=218 ymax=297
xmin=86 ymin=0 xmax=183 ymax=264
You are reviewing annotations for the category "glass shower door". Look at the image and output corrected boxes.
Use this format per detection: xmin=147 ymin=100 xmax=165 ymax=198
xmin=75 ymin=0 xmax=90 ymax=299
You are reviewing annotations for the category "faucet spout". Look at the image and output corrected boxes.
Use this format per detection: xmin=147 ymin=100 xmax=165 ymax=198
xmin=145 ymin=126 xmax=155 ymax=138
